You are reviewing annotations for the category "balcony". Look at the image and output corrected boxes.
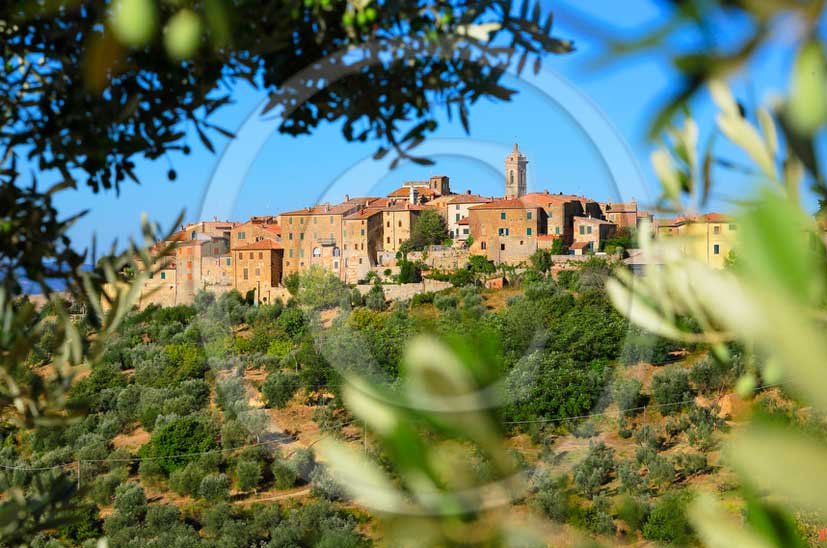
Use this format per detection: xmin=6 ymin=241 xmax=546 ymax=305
xmin=317 ymin=237 xmax=337 ymax=246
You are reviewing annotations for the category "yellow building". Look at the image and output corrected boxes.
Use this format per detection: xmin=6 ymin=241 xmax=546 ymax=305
xmin=656 ymin=213 xmax=736 ymax=268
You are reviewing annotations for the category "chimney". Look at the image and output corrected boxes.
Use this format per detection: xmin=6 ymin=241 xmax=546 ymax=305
xmin=345 ymin=194 xmax=350 ymax=202
xmin=325 ymin=204 xmax=330 ymax=212
xmin=466 ymin=189 xmax=471 ymax=195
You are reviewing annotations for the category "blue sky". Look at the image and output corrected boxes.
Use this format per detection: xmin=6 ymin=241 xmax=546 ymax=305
xmin=50 ymin=0 xmax=826 ymax=249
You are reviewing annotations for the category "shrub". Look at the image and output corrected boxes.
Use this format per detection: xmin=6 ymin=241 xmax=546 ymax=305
xmin=215 ymin=377 xmax=246 ymax=418
xmin=364 ymin=283 xmax=387 ymax=312
xmin=113 ymin=482 xmax=147 ymax=526
xmin=271 ymin=460 xmax=298 ymax=490
xmin=642 ymin=491 xmax=693 ymax=544
xmin=690 ymin=357 xmax=735 ymax=394
xmin=138 ymin=415 xmax=217 ymax=474
xmin=555 ymin=270 xmax=578 ymax=290
xmin=433 ymin=293 xmax=458 ymax=311
xmin=674 ymin=451 xmax=710 ymax=477
xmin=199 ymin=473 xmax=231 ymax=502
xmin=298 ymin=266 xmax=349 ymax=309
xmin=651 ymin=366 xmax=693 ymax=413
xmin=169 ymin=462 xmax=207 ymax=497
xmin=617 ymin=459 xmax=643 ymax=495
xmin=288 ymin=448 xmax=317 ymax=482
xmin=262 ymin=370 xmax=300 ymax=408
xmin=57 ymin=505 xmax=102 ymax=544
xmin=612 ymin=377 xmax=642 ymax=415
xmin=350 ymin=287 xmax=364 ymax=307
xmin=310 ymin=466 xmax=347 ymax=501
xmin=411 ymin=291 xmax=435 ymax=306
xmin=284 ymin=272 xmax=300 ymax=296
xmin=646 ymin=454 xmax=676 ymax=490
xmin=397 ymin=260 xmax=421 ymax=284
xmin=616 ymin=496 xmax=650 ymax=531
xmin=573 ymin=441 xmax=615 ymax=498
xmin=235 ymin=459 xmax=263 ymax=493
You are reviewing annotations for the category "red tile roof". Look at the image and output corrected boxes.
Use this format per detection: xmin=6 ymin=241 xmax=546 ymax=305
xmin=468 ymin=198 xmax=542 ymax=210
xmin=235 ymin=240 xmax=283 ymax=251
xmin=280 ymin=202 xmax=360 ymax=216
xmin=448 ymin=194 xmax=494 ymax=205
xmin=387 ymin=186 xmax=437 ymax=198
xmin=570 ymin=241 xmax=591 ymax=249
xmin=344 ymin=208 xmax=384 ymax=220
xmin=457 ymin=216 xmax=469 ymax=225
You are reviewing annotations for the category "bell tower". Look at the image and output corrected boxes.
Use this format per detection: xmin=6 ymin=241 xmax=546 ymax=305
xmin=505 ymin=143 xmax=527 ymax=199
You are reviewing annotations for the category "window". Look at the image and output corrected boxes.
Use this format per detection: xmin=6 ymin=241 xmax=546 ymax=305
xmin=314 ymin=232 xmax=318 ymax=239
xmin=255 ymin=268 xmax=260 ymax=277
xmin=313 ymin=247 xmax=321 ymax=257
xmin=300 ymin=218 xmax=303 ymax=224
xmin=729 ymin=223 xmax=737 ymax=230
xmin=289 ymin=249 xmax=293 ymax=258
xmin=289 ymin=218 xmax=293 ymax=224
xmin=527 ymin=211 xmax=532 ymax=220
xmin=456 ymin=214 xmax=460 ymax=221
xmin=190 ymin=230 xmax=196 ymax=239
xmin=713 ymin=244 xmax=720 ymax=255
xmin=587 ymin=226 xmax=592 ymax=234
xmin=386 ymin=221 xmax=390 ymax=227
xmin=243 ymin=268 xmax=248 ymax=280
xmin=481 ymin=241 xmax=487 ymax=250
xmin=455 ymin=205 xmax=460 ymax=210
xmin=289 ymin=233 xmax=293 ymax=240
xmin=520 ymin=240 xmax=524 ymax=245
xmin=579 ymin=225 xmax=585 ymax=235
xmin=249 ymin=252 xmax=253 ymax=259
xmin=713 ymin=225 xmax=721 ymax=234
xmin=555 ymin=226 xmax=560 ymax=235
xmin=498 ymin=228 xmax=509 ymax=236
xmin=300 ymin=249 xmax=305 ymax=258
xmin=500 ymin=212 xmax=506 ymax=220
xmin=333 ymin=247 xmax=340 ymax=257
xmin=526 ymin=227 xmax=532 ymax=236
xmin=160 ymin=272 xmax=166 ymax=280
xmin=358 ymin=258 xmax=363 ymax=264
xmin=334 ymin=261 xmax=339 ymax=269
xmin=314 ymin=217 xmax=317 ymax=224
xmin=238 ymin=252 xmax=242 ymax=259
xmin=360 ymin=228 xmax=365 ymax=236
xmin=258 ymin=252 xmax=263 ymax=259
xmin=238 ymin=231 xmax=246 ymax=240
xmin=226 ymin=258 xmax=231 ymax=266
xmin=500 ymin=243 xmax=505 ymax=251
xmin=330 ymin=216 xmax=334 ymax=224
xmin=300 ymin=233 xmax=304 ymax=240
xmin=463 ymin=228 xmax=469 ymax=235
xmin=398 ymin=221 xmax=402 ymax=227
xmin=387 ymin=237 xmax=391 ymax=243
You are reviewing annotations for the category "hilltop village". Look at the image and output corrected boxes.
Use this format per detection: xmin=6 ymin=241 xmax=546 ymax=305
xmin=140 ymin=144 xmax=736 ymax=306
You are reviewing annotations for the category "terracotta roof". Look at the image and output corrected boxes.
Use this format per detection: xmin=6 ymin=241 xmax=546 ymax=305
xmin=383 ymin=203 xmax=427 ymax=212
xmin=368 ymin=197 xmax=391 ymax=207
xmin=537 ymin=234 xmax=560 ymax=241
xmin=235 ymin=240 xmax=283 ymax=251
xmin=447 ymin=194 xmax=494 ymax=205
xmin=262 ymin=224 xmax=282 ymax=234
xmin=657 ymin=212 xmax=733 ymax=226
xmin=168 ymin=230 xmax=188 ymax=242
xmin=279 ymin=203 xmax=359 ymax=216
xmin=344 ymin=208 xmax=384 ymax=220
xmin=468 ymin=198 xmax=542 ymax=211
xmin=387 ymin=186 xmax=437 ymax=198
xmin=575 ymin=216 xmax=615 ymax=225
xmin=570 ymin=241 xmax=591 ymax=249
xmin=457 ymin=216 xmax=469 ymax=225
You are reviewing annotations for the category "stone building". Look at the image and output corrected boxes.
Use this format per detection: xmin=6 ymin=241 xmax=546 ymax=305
xmin=343 ymin=208 xmax=384 ymax=283
xmin=521 ymin=191 xmax=586 ymax=245
xmin=444 ymin=193 xmax=493 ymax=240
xmin=278 ymin=199 xmax=372 ymax=278
xmin=656 ymin=213 xmax=736 ymax=269
xmin=182 ymin=219 xmax=238 ymax=240
xmin=572 ymin=216 xmax=617 ymax=254
xmin=504 ymin=144 xmax=528 ymax=199
xmin=230 ymin=217 xmax=280 ymax=250
xmin=174 ymin=234 xmax=230 ymax=304
xmin=468 ymin=199 xmax=546 ymax=264
xmin=599 ymin=199 xmax=638 ymax=229
xmin=232 ymin=239 xmax=284 ymax=303
xmin=381 ymin=203 xmax=424 ymax=254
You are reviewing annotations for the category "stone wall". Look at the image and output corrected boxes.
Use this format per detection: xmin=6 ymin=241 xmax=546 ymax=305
xmin=356 ymin=279 xmax=452 ymax=301
xmin=377 ymin=247 xmax=470 ymax=271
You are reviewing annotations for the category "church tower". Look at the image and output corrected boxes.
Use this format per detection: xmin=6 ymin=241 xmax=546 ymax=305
xmin=504 ymin=143 xmax=527 ymax=199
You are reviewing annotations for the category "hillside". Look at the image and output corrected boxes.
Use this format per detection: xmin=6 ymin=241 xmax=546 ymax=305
xmin=3 ymin=259 xmax=820 ymax=547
